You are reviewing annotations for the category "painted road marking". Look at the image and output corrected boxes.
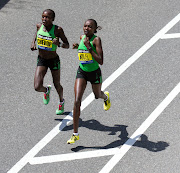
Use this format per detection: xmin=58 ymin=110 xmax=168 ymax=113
xmin=101 ymin=13 xmax=180 ymax=91
xmin=99 ymin=81 xmax=180 ymax=173
xmin=161 ymin=33 xmax=180 ymax=39
xmin=7 ymin=13 xmax=180 ymax=173
xmin=29 ymin=148 xmax=119 ymax=164
xmin=29 ymin=81 xmax=180 ymax=166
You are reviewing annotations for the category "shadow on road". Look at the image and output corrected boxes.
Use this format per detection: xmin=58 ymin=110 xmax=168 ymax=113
xmin=0 ymin=0 xmax=10 ymax=10
xmin=56 ymin=118 xmax=169 ymax=152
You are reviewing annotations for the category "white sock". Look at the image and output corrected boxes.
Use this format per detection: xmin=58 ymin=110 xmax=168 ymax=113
xmin=60 ymin=99 xmax=64 ymax=104
xmin=104 ymin=94 xmax=108 ymax=101
xmin=73 ymin=133 xmax=79 ymax=136
xmin=46 ymin=87 xmax=49 ymax=94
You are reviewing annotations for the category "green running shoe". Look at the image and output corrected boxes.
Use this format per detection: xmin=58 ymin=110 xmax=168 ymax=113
xmin=67 ymin=134 xmax=79 ymax=144
xmin=43 ymin=85 xmax=51 ymax=105
xmin=56 ymin=99 xmax=65 ymax=115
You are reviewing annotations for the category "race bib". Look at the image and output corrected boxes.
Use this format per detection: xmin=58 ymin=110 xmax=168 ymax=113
xmin=78 ymin=50 xmax=93 ymax=64
xmin=37 ymin=34 xmax=53 ymax=51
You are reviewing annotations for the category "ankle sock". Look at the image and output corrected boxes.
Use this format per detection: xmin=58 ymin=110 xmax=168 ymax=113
xmin=73 ymin=133 xmax=79 ymax=136
xmin=45 ymin=88 xmax=48 ymax=94
xmin=60 ymin=99 xmax=64 ymax=105
xmin=104 ymin=94 xmax=108 ymax=101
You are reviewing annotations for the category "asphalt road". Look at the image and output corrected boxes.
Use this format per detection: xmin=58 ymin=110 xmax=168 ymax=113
xmin=1 ymin=0 xmax=180 ymax=172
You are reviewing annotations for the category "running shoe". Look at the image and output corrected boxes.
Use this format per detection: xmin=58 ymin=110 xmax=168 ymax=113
xmin=43 ymin=85 xmax=51 ymax=105
xmin=104 ymin=91 xmax=111 ymax=111
xmin=67 ymin=134 xmax=79 ymax=144
xmin=56 ymin=100 xmax=65 ymax=115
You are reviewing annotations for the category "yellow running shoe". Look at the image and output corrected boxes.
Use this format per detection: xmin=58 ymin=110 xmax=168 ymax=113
xmin=104 ymin=91 xmax=111 ymax=111
xmin=67 ymin=134 xmax=79 ymax=144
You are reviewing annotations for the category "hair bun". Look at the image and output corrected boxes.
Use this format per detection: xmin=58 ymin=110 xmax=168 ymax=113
xmin=97 ymin=26 xmax=102 ymax=30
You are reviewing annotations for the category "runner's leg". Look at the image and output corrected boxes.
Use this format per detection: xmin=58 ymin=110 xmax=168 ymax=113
xmin=51 ymin=69 xmax=63 ymax=102
xmin=34 ymin=66 xmax=48 ymax=93
xmin=73 ymin=78 xmax=87 ymax=133
xmin=92 ymin=83 xmax=107 ymax=100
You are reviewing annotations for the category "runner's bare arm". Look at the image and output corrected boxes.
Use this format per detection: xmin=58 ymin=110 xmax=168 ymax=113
xmin=54 ymin=26 xmax=69 ymax=48
xmin=72 ymin=35 xmax=83 ymax=49
xmin=84 ymin=36 xmax=104 ymax=65
xmin=31 ymin=23 xmax=41 ymax=51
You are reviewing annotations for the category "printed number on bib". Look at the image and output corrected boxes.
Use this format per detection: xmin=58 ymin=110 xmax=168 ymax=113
xmin=78 ymin=50 xmax=93 ymax=64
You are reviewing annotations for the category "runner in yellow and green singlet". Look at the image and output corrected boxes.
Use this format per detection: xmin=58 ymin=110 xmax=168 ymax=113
xmin=67 ymin=19 xmax=111 ymax=144
xmin=31 ymin=9 xmax=69 ymax=115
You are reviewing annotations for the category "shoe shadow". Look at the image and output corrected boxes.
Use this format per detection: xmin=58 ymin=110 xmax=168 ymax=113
xmin=54 ymin=111 xmax=72 ymax=121
xmin=60 ymin=118 xmax=169 ymax=153
xmin=63 ymin=111 xmax=72 ymax=116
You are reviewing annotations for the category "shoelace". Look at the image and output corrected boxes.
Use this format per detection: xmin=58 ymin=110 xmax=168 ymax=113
xmin=71 ymin=135 xmax=77 ymax=140
xmin=59 ymin=104 xmax=63 ymax=110
xmin=44 ymin=93 xmax=49 ymax=100
xmin=104 ymin=99 xmax=108 ymax=105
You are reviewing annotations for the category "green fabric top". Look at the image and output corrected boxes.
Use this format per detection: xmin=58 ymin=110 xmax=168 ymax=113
xmin=37 ymin=24 xmax=57 ymax=51
xmin=78 ymin=35 xmax=99 ymax=72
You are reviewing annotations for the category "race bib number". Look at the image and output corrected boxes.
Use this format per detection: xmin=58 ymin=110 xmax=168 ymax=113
xmin=37 ymin=35 xmax=53 ymax=51
xmin=78 ymin=50 xmax=93 ymax=64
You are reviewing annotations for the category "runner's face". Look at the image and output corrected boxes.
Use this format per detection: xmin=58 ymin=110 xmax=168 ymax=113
xmin=83 ymin=20 xmax=96 ymax=37
xmin=42 ymin=11 xmax=53 ymax=26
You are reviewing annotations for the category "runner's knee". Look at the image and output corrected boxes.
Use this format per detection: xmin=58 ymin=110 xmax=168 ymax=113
xmin=53 ymin=82 xmax=61 ymax=89
xmin=95 ymin=95 xmax=99 ymax=99
xmin=74 ymin=99 xmax=81 ymax=108
xmin=34 ymin=83 xmax=41 ymax=92
xmin=94 ymin=93 xmax=101 ymax=99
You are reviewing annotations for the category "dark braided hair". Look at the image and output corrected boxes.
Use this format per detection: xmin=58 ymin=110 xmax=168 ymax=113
xmin=87 ymin=19 xmax=102 ymax=33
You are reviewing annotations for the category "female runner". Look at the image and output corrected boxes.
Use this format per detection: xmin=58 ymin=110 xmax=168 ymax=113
xmin=67 ymin=19 xmax=111 ymax=144
xmin=31 ymin=9 xmax=69 ymax=115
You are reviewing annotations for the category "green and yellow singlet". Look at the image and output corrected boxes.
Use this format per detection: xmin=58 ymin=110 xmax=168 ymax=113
xmin=78 ymin=35 xmax=99 ymax=72
xmin=37 ymin=24 xmax=57 ymax=51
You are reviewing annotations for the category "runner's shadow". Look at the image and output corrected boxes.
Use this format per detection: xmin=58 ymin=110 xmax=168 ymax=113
xmin=62 ymin=118 xmax=128 ymax=138
xmin=62 ymin=119 xmax=169 ymax=153
xmin=133 ymin=135 xmax=169 ymax=152
xmin=0 ymin=0 xmax=10 ymax=9
xmin=71 ymin=134 xmax=169 ymax=152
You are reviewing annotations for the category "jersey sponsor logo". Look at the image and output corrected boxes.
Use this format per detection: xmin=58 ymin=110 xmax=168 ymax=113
xmin=94 ymin=80 xmax=100 ymax=84
xmin=37 ymin=34 xmax=53 ymax=51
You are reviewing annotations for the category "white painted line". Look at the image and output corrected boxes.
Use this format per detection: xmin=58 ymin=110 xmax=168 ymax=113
xmin=7 ymin=13 xmax=180 ymax=173
xmin=81 ymin=93 xmax=94 ymax=110
xmin=29 ymin=148 xmax=119 ymax=164
xmin=161 ymin=33 xmax=180 ymax=39
xmin=99 ymin=82 xmax=180 ymax=173
xmin=101 ymin=13 xmax=180 ymax=91
xmin=7 ymin=114 xmax=73 ymax=173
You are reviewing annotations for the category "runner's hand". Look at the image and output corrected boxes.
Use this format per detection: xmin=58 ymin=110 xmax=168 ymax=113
xmin=31 ymin=42 xmax=37 ymax=51
xmin=83 ymin=37 xmax=90 ymax=49
xmin=73 ymin=43 xmax=79 ymax=49
xmin=53 ymin=37 xmax=61 ymax=46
